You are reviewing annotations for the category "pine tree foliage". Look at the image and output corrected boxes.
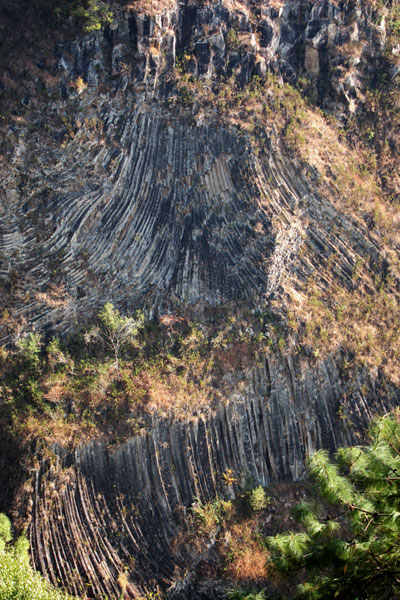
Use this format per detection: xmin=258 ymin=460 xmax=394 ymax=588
xmin=227 ymin=587 xmax=266 ymax=600
xmin=266 ymin=412 xmax=400 ymax=600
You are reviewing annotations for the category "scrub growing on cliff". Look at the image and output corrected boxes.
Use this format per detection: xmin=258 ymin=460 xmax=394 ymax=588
xmin=0 ymin=513 xmax=76 ymax=600
xmin=92 ymin=302 xmax=144 ymax=375
xmin=37 ymin=0 xmax=113 ymax=31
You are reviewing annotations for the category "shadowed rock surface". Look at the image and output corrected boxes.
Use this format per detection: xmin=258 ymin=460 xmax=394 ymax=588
xmin=29 ymin=354 xmax=398 ymax=597
xmin=0 ymin=0 xmax=399 ymax=597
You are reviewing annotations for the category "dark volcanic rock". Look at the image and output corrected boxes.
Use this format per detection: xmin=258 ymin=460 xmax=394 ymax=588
xmin=29 ymin=354 xmax=398 ymax=597
xmin=0 ymin=0 xmax=388 ymax=334
xmin=0 ymin=0 xmax=398 ymax=597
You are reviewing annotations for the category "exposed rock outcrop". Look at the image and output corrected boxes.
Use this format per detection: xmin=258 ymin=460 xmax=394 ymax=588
xmin=0 ymin=0 xmax=390 ymax=335
xmin=29 ymin=353 xmax=398 ymax=597
xmin=0 ymin=0 xmax=398 ymax=597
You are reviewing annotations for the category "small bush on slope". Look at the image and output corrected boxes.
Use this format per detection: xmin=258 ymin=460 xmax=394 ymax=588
xmin=0 ymin=513 xmax=77 ymax=600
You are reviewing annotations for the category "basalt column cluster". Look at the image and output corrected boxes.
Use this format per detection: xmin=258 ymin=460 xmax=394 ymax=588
xmin=0 ymin=0 xmax=397 ymax=597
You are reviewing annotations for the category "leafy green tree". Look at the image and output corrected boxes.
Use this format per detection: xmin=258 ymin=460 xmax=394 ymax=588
xmin=267 ymin=412 xmax=400 ymax=600
xmin=96 ymin=302 xmax=144 ymax=374
xmin=0 ymin=513 xmax=76 ymax=600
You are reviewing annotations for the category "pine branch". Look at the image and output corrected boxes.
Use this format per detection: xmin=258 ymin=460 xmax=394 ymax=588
xmin=347 ymin=503 xmax=391 ymax=517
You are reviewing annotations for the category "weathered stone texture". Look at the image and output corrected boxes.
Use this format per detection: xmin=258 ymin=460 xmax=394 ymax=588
xmin=0 ymin=1 xmax=397 ymax=596
xmin=0 ymin=0 xmax=388 ymax=335
xmin=30 ymin=354 xmax=398 ymax=597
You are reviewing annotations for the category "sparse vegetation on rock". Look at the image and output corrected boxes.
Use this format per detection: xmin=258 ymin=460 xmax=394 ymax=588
xmin=0 ymin=0 xmax=399 ymax=597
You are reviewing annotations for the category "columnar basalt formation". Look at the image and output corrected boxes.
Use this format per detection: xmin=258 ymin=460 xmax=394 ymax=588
xmin=0 ymin=0 xmax=390 ymax=335
xmin=0 ymin=0 xmax=399 ymax=597
xmin=29 ymin=354 xmax=399 ymax=598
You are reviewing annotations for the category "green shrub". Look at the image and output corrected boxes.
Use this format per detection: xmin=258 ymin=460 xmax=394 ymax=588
xmin=0 ymin=513 xmax=76 ymax=600
xmin=227 ymin=589 xmax=266 ymax=600
xmin=226 ymin=28 xmax=239 ymax=49
xmin=0 ymin=513 xmax=11 ymax=550
xmin=37 ymin=0 xmax=113 ymax=32
xmin=249 ymin=486 xmax=269 ymax=512
xmin=70 ymin=0 xmax=113 ymax=32
xmin=192 ymin=497 xmax=233 ymax=533
xmin=17 ymin=332 xmax=42 ymax=370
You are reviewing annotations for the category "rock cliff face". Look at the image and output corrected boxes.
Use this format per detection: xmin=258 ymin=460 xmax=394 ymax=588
xmin=29 ymin=354 xmax=398 ymax=598
xmin=1 ymin=0 xmax=399 ymax=597
xmin=0 ymin=0 xmax=390 ymax=334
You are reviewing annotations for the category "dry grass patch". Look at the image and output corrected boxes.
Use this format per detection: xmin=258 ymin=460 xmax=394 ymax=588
xmin=17 ymin=413 xmax=99 ymax=451
xmin=223 ymin=520 xmax=268 ymax=582
xmin=294 ymin=277 xmax=400 ymax=384
xmin=124 ymin=0 xmax=176 ymax=16
xmin=222 ymin=0 xmax=252 ymax=14
xmin=36 ymin=284 xmax=71 ymax=308
xmin=145 ymin=356 xmax=220 ymax=416
xmin=286 ymin=109 xmax=381 ymax=224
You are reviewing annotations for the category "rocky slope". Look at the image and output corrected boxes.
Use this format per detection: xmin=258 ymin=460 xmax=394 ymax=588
xmin=0 ymin=0 xmax=399 ymax=597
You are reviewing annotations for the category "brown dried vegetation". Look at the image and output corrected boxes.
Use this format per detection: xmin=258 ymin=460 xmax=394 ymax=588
xmin=124 ymin=0 xmax=176 ymax=15
xmin=172 ymin=60 xmax=400 ymax=382
xmin=223 ymin=520 xmax=268 ymax=582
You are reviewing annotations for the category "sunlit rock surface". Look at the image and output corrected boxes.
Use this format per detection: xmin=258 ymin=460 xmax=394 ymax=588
xmin=0 ymin=0 xmax=397 ymax=597
xmin=0 ymin=0 xmax=387 ymax=334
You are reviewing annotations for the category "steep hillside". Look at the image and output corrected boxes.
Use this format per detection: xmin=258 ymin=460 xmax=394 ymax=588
xmin=0 ymin=0 xmax=400 ymax=597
